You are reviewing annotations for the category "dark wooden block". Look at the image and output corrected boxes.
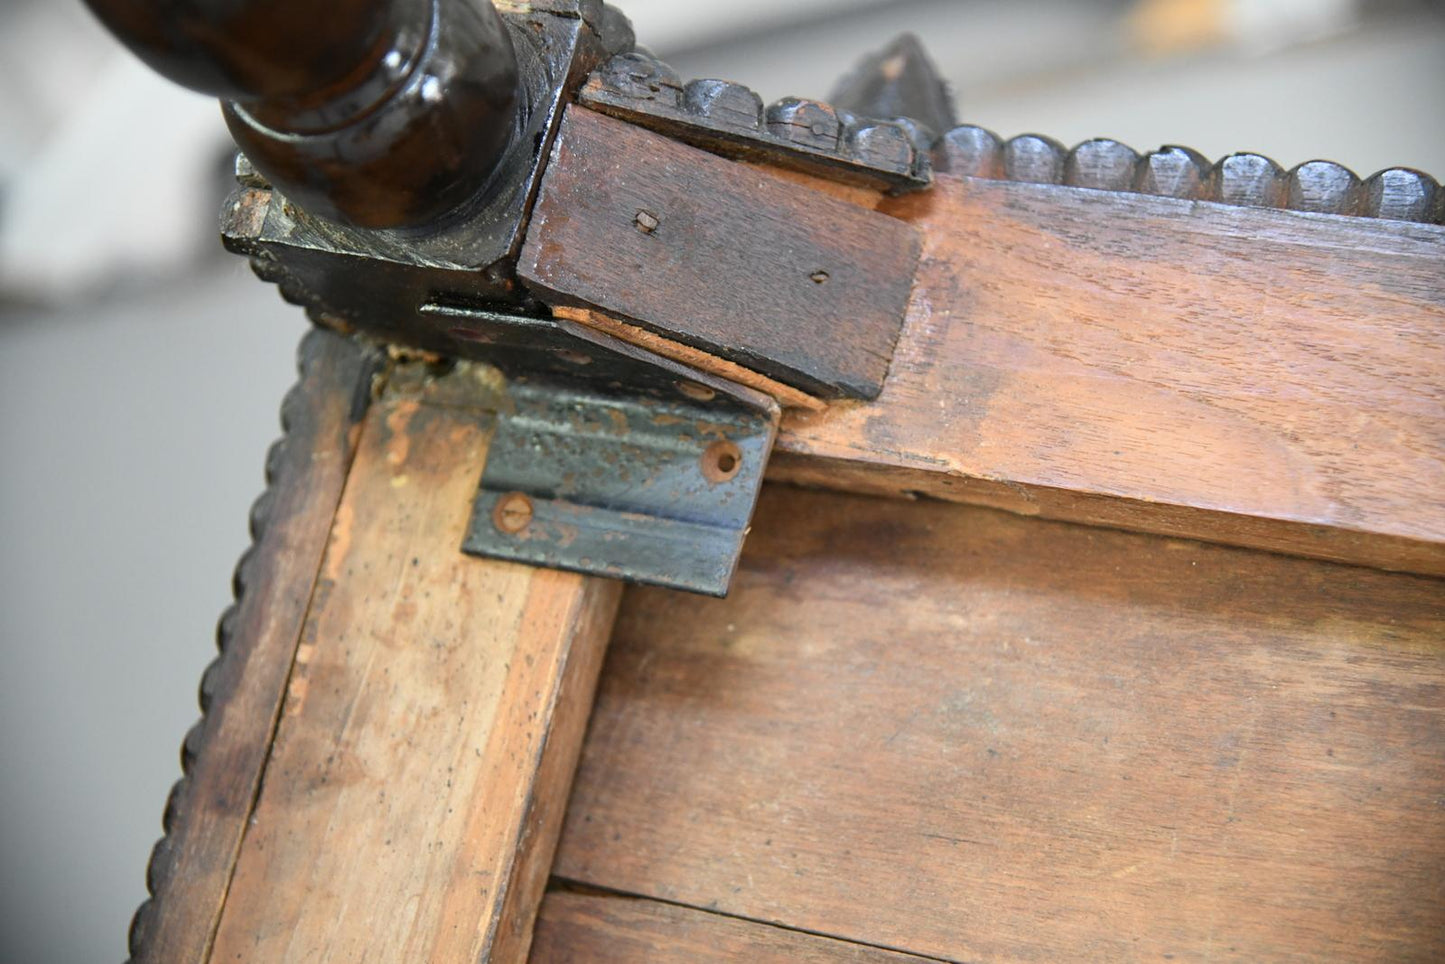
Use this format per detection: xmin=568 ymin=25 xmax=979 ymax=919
xmin=519 ymin=107 xmax=922 ymax=399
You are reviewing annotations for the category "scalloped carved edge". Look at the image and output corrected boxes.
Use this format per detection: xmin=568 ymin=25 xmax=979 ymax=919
xmin=937 ymin=125 xmax=1443 ymax=224
xmin=577 ymin=48 xmax=1439 ymax=224
xmin=124 ymin=328 xmax=341 ymax=962
xmin=578 ymin=52 xmax=935 ymax=194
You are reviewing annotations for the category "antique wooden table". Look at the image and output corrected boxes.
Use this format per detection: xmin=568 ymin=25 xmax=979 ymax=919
xmin=82 ymin=1 xmax=1445 ymax=960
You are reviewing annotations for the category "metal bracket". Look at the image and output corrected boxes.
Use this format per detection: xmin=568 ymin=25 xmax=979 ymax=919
xmin=435 ymin=307 xmax=779 ymax=596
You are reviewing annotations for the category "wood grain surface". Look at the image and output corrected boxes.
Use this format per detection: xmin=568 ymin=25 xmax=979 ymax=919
xmin=129 ymin=330 xmax=377 ymax=964
xmin=773 ymin=173 xmax=1445 ymax=575
xmin=553 ymin=305 xmax=827 ymax=412
xmin=519 ymin=107 xmax=920 ymax=399
xmin=555 ymin=484 xmax=1445 ymax=963
xmin=531 ymin=891 xmax=940 ymax=963
xmin=208 ymin=377 xmax=622 ymax=962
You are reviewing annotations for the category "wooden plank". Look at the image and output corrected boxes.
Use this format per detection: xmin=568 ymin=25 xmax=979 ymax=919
xmin=530 ymin=891 xmax=941 ymax=963
xmin=208 ymin=375 xmax=623 ymax=962
xmin=772 ymin=173 xmax=1445 ymax=575
xmin=129 ymin=329 xmax=378 ymax=964
xmin=519 ymin=106 xmax=921 ymax=400
xmin=553 ymin=305 xmax=827 ymax=412
xmin=555 ymin=484 xmax=1445 ymax=963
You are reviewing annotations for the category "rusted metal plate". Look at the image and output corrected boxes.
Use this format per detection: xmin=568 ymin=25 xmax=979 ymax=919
xmin=445 ymin=307 xmax=779 ymax=596
xmin=518 ymin=106 xmax=922 ymax=400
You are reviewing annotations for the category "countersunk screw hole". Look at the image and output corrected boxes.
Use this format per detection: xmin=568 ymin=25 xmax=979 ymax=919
xmin=677 ymin=380 xmax=716 ymax=402
xmin=493 ymin=492 xmax=534 ymax=534
xmin=810 ymin=271 xmax=830 ymax=284
xmin=702 ymin=441 xmax=743 ymax=484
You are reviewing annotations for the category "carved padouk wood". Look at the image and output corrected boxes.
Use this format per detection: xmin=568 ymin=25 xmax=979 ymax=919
xmin=203 ymin=370 xmax=622 ymax=962
xmin=551 ymin=485 xmax=1445 ymax=963
xmin=130 ymin=330 xmax=378 ymax=964
xmin=773 ymin=172 xmax=1445 ymax=576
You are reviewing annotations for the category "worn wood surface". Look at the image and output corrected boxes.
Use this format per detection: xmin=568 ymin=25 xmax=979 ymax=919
xmin=773 ymin=173 xmax=1445 ymax=575
xmin=555 ymin=484 xmax=1445 ymax=963
xmin=208 ymin=375 xmax=623 ymax=962
xmin=129 ymin=330 xmax=377 ymax=964
xmin=576 ymin=56 xmax=932 ymax=198
xmin=553 ymin=305 xmax=826 ymax=412
xmin=935 ymin=124 xmax=1441 ymax=225
xmin=519 ymin=106 xmax=921 ymax=400
xmin=531 ymin=891 xmax=939 ymax=963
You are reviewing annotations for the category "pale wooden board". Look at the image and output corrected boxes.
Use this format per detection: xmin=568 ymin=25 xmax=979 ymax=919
xmin=555 ymin=484 xmax=1445 ymax=962
xmin=531 ymin=891 xmax=940 ymax=963
xmin=774 ymin=174 xmax=1445 ymax=575
xmin=208 ymin=381 xmax=622 ymax=962
xmin=131 ymin=330 xmax=376 ymax=964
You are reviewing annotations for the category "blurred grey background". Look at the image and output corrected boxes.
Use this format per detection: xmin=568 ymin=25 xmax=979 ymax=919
xmin=1 ymin=0 xmax=1442 ymax=960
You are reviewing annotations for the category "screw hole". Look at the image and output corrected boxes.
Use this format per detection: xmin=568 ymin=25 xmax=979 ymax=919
xmin=677 ymin=380 xmax=716 ymax=402
xmin=702 ymin=441 xmax=743 ymax=484
xmin=492 ymin=492 xmax=534 ymax=534
xmin=810 ymin=271 xmax=830 ymax=284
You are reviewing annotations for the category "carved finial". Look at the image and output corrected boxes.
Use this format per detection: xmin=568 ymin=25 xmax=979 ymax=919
xmin=830 ymin=33 xmax=957 ymax=135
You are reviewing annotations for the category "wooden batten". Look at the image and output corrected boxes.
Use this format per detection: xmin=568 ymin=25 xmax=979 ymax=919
xmin=774 ymin=173 xmax=1445 ymax=576
xmin=205 ymin=373 xmax=622 ymax=962
xmin=130 ymin=331 xmax=378 ymax=964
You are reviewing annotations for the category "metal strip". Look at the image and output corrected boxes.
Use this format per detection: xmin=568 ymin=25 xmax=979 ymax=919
xmin=444 ymin=307 xmax=779 ymax=596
